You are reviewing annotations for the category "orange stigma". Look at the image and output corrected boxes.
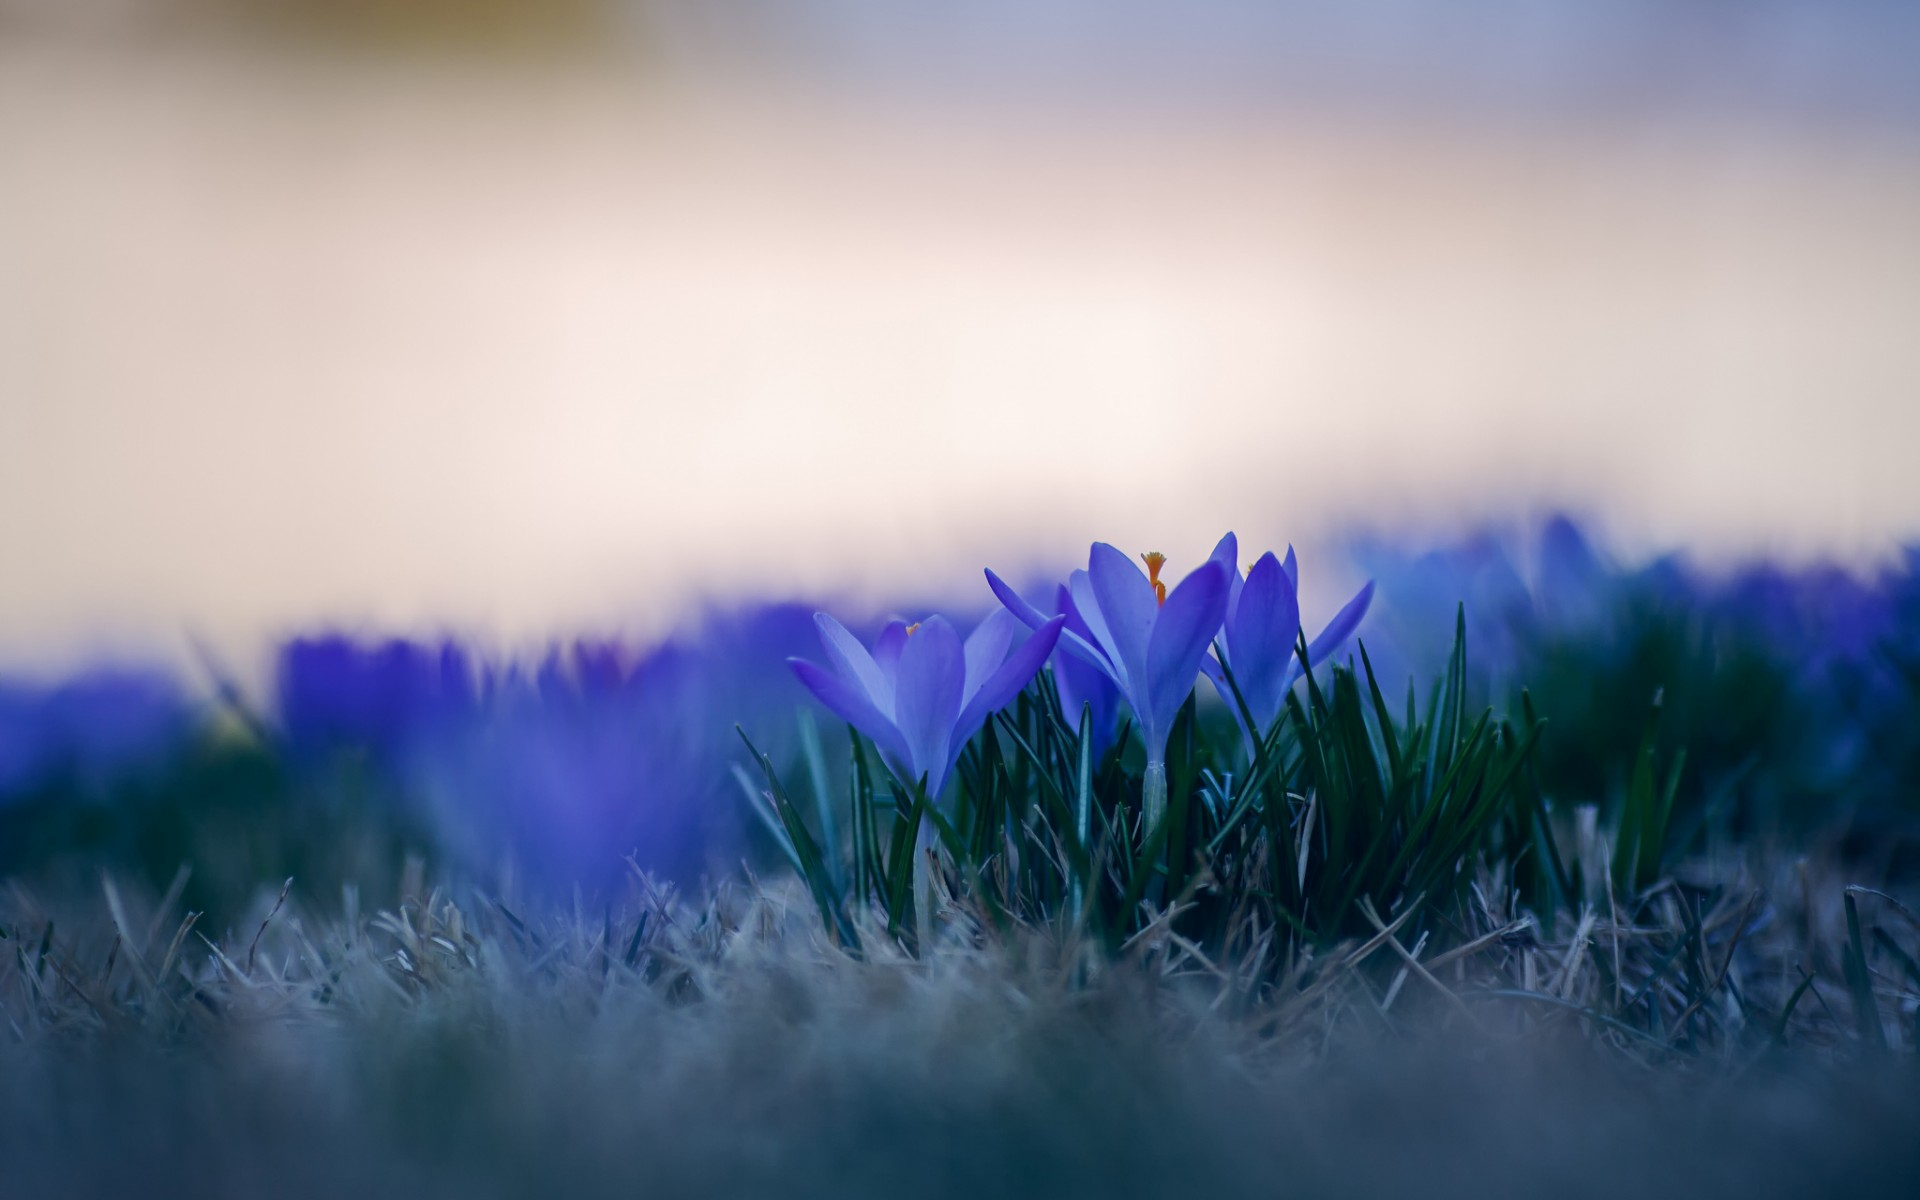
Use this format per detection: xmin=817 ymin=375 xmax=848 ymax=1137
xmin=1141 ymin=552 xmax=1168 ymax=605
xmin=905 ymin=622 xmax=921 ymax=636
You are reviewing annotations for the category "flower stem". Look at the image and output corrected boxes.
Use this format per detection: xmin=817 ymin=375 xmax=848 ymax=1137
xmin=1141 ymin=759 xmax=1168 ymax=838
xmin=913 ymin=813 xmax=934 ymax=955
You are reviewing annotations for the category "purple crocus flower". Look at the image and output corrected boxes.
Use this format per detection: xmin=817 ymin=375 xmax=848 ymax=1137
xmin=789 ymin=609 xmax=1065 ymax=799
xmin=1201 ymin=532 xmax=1376 ymax=746
xmin=1048 ymin=584 xmax=1123 ymax=754
xmin=989 ymin=543 xmax=1229 ymax=827
xmin=983 ymin=579 xmax=1123 ymax=754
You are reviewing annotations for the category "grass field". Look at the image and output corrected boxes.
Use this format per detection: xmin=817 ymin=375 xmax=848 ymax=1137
xmin=4 ymin=521 xmax=1919 ymax=1196
xmin=3 ymin=860 xmax=1918 ymax=1198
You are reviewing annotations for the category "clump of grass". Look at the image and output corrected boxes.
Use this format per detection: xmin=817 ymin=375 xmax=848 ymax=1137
xmin=739 ymin=614 xmax=1920 ymax=1060
xmin=745 ymin=615 xmax=1533 ymax=951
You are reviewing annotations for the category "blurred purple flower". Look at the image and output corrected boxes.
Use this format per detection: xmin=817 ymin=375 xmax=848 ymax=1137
xmin=1345 ymin=527 xmax=1536 ymax=685
xmin=789 ymin=609 xmax=1064 ymax=798
xmin=272 ymin=607 xmax=825 ymax=893
xmin=1536 ymin=515 xmax=1610 ymax=630
xmin=0 ymin=669 xmax=188 ymax=798
xmin=413 ymin=640 xmax=725 ymax=893
xmin=276 ymin=636 xmax=475 ymax=760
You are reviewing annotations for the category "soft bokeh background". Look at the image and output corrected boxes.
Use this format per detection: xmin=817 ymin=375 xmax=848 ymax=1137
xmin=3 ymin=0 xmax=1918 ymax=681
xmin=4 ymin=0 xmax=1920 ymax=912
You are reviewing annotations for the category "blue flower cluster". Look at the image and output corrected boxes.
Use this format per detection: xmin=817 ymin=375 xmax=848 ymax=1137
xmin=794 ymin=534 xmax=1372 ymax=818
xmin=4 ymin=517 xmax=1919 ymax=901
xmin=0 ymin=668 xmax=187 ymax=799
xmin=1349 ymin=516 xmax=1920 ymax=832
xmin=270 ymin=605 xmax=825 ymax=890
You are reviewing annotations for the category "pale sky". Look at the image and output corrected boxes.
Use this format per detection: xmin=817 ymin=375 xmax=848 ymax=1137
xmin=3 ymin=35 xmax=1918 ymax=677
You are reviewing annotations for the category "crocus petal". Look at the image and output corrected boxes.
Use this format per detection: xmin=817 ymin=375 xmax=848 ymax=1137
xmin=1141 ymin=561 xmax=1229 ymax=759
xmin=873 ymin=620 xmax=910 ymax=687
xmin=1054 ymin=586 xmax=1116 ymax=675
xmin=1053 ymin=626 xmax=1115 ymax=674
xmin=1199 ymin=653 xmax=1257 ymax=752
xmin=1086 ymin=542 xmax=1156 ymax=693
xmin=1226 ymin=551 xmax=1300 ymax=731
xmin=1305 ymin=580 xmax=1376 ymax=668
xmin=1207 ymin=531 xmax=1239 ymax=576
xmin=814 ymin=612 xmax=893 ymax=716
xmin=962 ymin=609 xmax=1017 ymax=704
xmin=1282 ymin=546 xmax=1299 ymax=591
xmin=993 ymin=572 xmax=1108 ymax=672
xmin=788 ymin=658 xmax=913 ymax=768
xmin=892 ymin=615 xmax=966 ymax=790
xmin=1056 ymin=650 xmax=1117 ymax=740
xmin=1197 ymin=652 xmax=1225 ymax=688
xmin=1056 ymin=584 xmax=1094 ymax=643
xmin=1056 ymin=582 xmax=1120 ymax=738
xmin=984 ymin=570 xmax=1053 ymax=632
xmin=1068 ymin=569 xmax=1129 ymax=690
xmin=1211 ymin=530 xmax=1245 ymax=622
xmin=954 ymin=616 xmax=1064 ymax=750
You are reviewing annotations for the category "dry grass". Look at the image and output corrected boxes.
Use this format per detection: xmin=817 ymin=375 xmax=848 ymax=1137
xmin=1 ymin=842 xmax=1917 ymax=1198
